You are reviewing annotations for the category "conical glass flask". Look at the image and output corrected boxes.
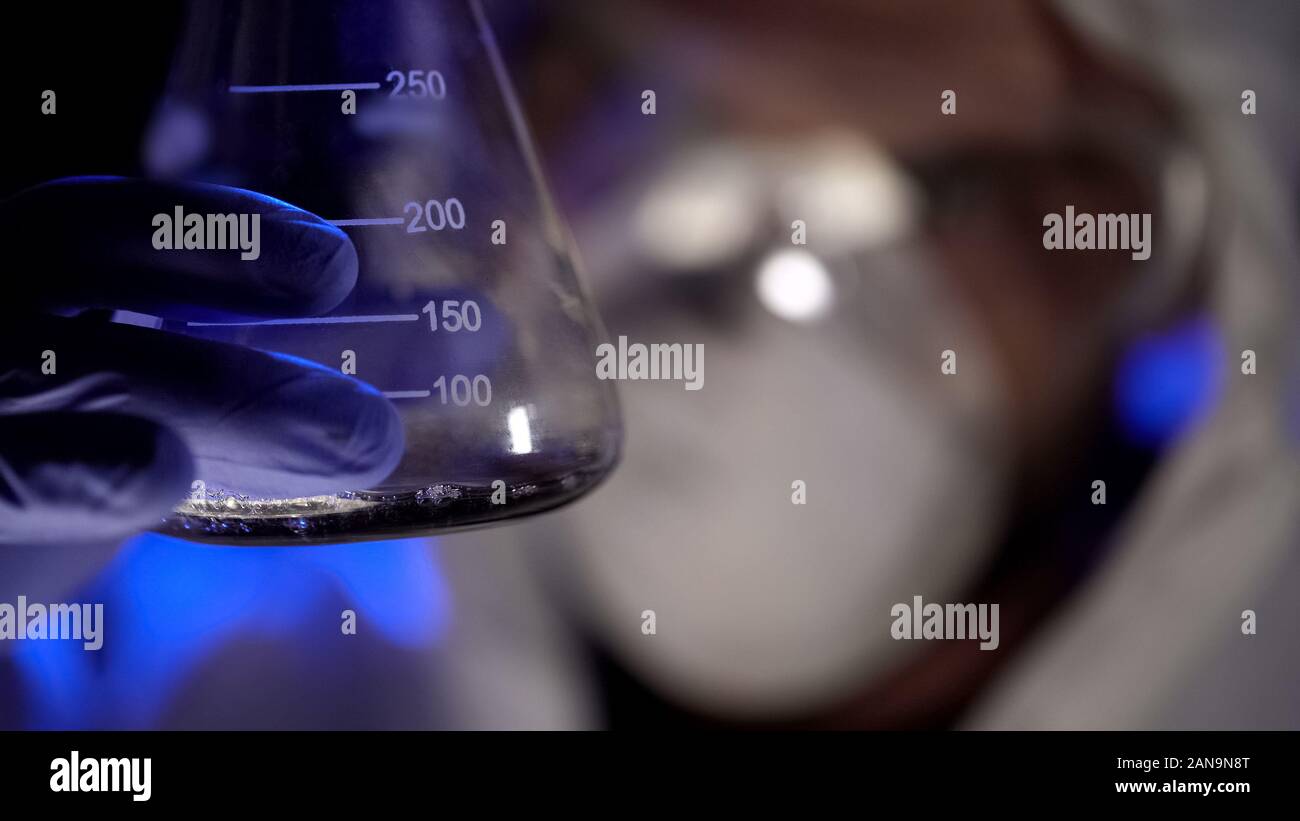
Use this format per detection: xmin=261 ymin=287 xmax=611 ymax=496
xmin=146 ymin=0 xmax=620 ymax=544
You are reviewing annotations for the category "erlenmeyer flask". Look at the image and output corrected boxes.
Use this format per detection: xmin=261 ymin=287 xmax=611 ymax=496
xmin=146 ymin=0 xmax=620 ymax=544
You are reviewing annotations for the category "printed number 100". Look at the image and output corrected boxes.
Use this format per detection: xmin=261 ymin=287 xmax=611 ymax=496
xmin=433 ymin=374 xmax=491 ymax=407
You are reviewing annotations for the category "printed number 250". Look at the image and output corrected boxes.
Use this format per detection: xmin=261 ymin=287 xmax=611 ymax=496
xmin=387 ymin=69 xmax=447 ymax=99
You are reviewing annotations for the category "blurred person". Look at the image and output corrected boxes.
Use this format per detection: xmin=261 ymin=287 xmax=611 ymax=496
xmin=447 ymin=0 xmax=1300 ymax=728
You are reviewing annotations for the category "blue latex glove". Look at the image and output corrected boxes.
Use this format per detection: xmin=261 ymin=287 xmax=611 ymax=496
xmin=0 ymin=176 xmax=405 ymax=547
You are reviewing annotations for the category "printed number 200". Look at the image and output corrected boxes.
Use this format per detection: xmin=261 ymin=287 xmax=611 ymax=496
xmin=406 ymin=198 xmax=465 ymax=232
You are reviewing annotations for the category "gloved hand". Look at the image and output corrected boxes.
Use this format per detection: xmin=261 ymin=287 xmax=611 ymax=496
xmin=0 ymin=176 xmax=405 ymax=548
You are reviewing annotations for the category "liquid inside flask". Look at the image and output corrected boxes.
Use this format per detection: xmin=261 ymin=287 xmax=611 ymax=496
xmin=144 ymin=0 xmax=620 ymax=544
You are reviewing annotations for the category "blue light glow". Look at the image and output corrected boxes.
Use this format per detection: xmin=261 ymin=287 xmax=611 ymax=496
xmin=1114 ymin=316 xmax=1225 ymax=448
xmin=14 ymin=534 xmax=450 ymax=729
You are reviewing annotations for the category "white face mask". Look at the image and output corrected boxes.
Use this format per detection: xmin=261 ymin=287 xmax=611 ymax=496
xmin=542 ymin=236 xmax=1016 ymax=717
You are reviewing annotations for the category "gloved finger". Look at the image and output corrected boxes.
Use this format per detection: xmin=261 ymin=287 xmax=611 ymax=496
xmin=0 ymin=315 xmax=405 ymax=499
xmin=0 ymin=176 xmax=357 ymax=321
xmin=0 ymin=411 xmax=193 ymax=545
